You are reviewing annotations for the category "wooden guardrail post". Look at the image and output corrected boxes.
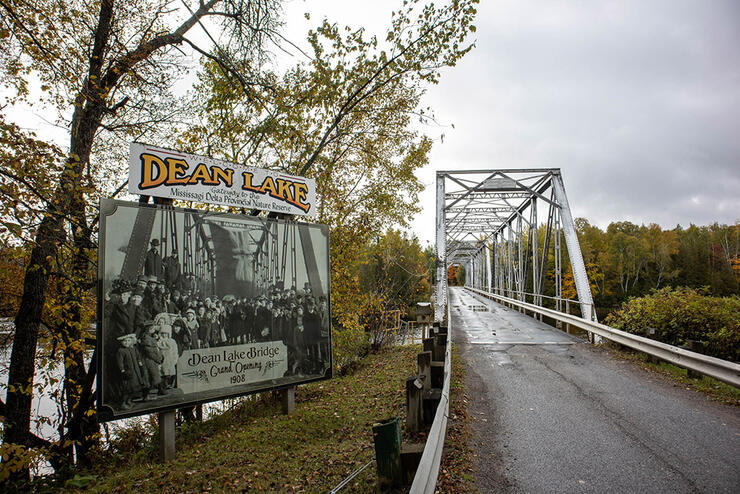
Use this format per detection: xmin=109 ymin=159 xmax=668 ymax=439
xmin=430 ymin=362 xmax=444 ymax=389
xmin=406 ymin=376 xmax=424 ymax=433
xmin=434 ymin=334 xmax=446 ymax=362
xmin=422 ymin=388 xmax=441 ymax=425
xmin=431 ymin=322 xmax=440 ymax=339
xmin=418 ymin=351 xmax=432 ymax=393
xmin=423 ymin=337 xmax=434 ymax=355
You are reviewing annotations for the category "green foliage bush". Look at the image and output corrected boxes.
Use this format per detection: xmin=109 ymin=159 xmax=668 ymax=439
xmin=331 ymin=323 xmax=371 ymax=376
xmin=604 ymin=287 xmax=740 ymax=362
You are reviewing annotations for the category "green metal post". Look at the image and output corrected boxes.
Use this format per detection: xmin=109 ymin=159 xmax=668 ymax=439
xmin=372 ymin=417 xmax=403 ymax=489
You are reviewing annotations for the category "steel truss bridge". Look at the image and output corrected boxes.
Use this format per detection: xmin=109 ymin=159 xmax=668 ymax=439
xmin=417 ymin=168 xmax=740 ymax=494
xmin=432 ymin=167 xmax=739 ymax=384
xmin=434 ymin=169 xmax=596 ymax=329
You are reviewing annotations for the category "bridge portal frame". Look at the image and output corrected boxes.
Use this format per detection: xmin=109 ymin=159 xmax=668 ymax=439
xmin=434 ymin=169 xmax=598 ymax=338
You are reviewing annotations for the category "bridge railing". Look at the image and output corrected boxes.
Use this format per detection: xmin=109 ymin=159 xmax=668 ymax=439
xmin=473 ymin=288 xmax=597 ymax=321
xmin=466 ymin=287 xmax=740 ymax=388
xmin=409 ymin=295 xmax=452 ymax=494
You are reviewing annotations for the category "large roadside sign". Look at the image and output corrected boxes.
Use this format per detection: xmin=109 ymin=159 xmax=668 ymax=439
xmin=97 ymin=199 xmax=331 ymax=421
xmin=128 ymin=143 xmax=317 ymax=217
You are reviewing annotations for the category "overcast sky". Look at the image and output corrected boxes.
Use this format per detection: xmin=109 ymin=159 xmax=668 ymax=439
xmin=284 ymin=0 xmax=740 ymax=246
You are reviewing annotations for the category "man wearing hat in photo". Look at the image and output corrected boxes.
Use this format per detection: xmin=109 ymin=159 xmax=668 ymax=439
xmin=135 ymin=274 xmax=149 ymax=293
xmin=142 ymin=275 xmax=166 ymax=317
xmin=172 ymin=289 xmax=187 ymax=314
xmin=164 ymin=249 xmax=181 ymax=291
xmin=109 ymin=281 xmax=133 ymax=340
xmin=103 ymin=280 xmax=132 ymax=407
xmin=144 ymin=238 xmax=163 ymax=278
xmin=162 ymin=288 xmax=177 ymax=314
xmin=205 ymin=307 xmax=225 ymax=348
xmin=144 ymin=274 xmax=157 ymax=298
xmin=153 ymin=278 xmax=168 ymax=315
xmin=130 ymin=287 xmax=151 ymax=338
xmin=103 ymin=280 xmax=120 ymax=328
xmin=256 ymin=296 xmax=274 ymax=342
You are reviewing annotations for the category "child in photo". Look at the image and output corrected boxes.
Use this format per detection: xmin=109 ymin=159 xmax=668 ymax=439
xmin=140 ymin=321 xmax=166 ymax=399
xmin=157 ymin=324 xmax=179 ymax=389
xmin=116 ymin=334 xmax=145 ymax=409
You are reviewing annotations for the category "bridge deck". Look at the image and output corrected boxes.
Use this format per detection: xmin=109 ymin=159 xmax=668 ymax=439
xmin=450 ymin=287 xmax=740 ymax=493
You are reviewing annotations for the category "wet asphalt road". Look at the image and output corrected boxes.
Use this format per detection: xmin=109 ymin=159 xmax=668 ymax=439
xmin=450 ymin=287 xmax=740 ymax=494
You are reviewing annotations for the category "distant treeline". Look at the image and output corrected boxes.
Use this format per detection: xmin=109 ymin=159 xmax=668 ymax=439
xmin=444 ymin=219 xmax=738 ymax=311
xmin=576 ymin=220 xmax=739 ymax=362
xmin=571 ymin=220 xmax=739 ymax=309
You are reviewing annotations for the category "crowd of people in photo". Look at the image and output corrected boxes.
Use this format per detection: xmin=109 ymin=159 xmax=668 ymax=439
xmin=103 ymin=238 xmax=330 ymax=410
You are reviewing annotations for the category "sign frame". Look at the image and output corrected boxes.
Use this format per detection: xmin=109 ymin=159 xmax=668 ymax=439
xmin=96 ymin=199 xmax=332 ymax=422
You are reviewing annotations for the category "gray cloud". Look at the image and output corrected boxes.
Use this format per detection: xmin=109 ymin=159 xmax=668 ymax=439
xmin=412 ymin=0 xmax=740 ymax=243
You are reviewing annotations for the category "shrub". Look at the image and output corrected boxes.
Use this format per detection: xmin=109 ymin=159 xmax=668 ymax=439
xmin=604 ymin=287 xmax=740 ymax=362
xmin=331 ymin=321 xmax=370 ymax=376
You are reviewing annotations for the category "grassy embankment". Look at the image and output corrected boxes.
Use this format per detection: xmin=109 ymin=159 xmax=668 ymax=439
xmin=63 ymin=344 xmax=474 ymax=493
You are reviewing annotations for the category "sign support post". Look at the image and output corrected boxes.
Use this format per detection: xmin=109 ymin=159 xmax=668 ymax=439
xmin=281 ymin=387 xmax=296 ymax=414
xmin=159 ymin=410 xmax=176 ymax=461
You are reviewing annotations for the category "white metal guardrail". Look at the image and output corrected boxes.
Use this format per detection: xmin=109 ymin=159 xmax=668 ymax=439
xmin=466 ymin=287 xmax=740 ymax=388
xmin=409 ymin=293 xmax=452 ymax=494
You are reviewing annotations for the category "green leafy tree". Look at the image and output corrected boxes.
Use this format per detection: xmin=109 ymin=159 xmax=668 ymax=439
xmin=644 ymin=223 xmax=679 ymax=289
xmin=359 ymin=229 xmax=431 ymax=311
xmin=575 ymin=218 xmax=610 ymax=298
xmin=605 ymin=221 xmax=649 ymax=296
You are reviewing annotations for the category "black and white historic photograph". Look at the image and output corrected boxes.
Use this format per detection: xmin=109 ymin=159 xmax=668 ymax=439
xmin=97 ymin=199 xmax=331 ymax=421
